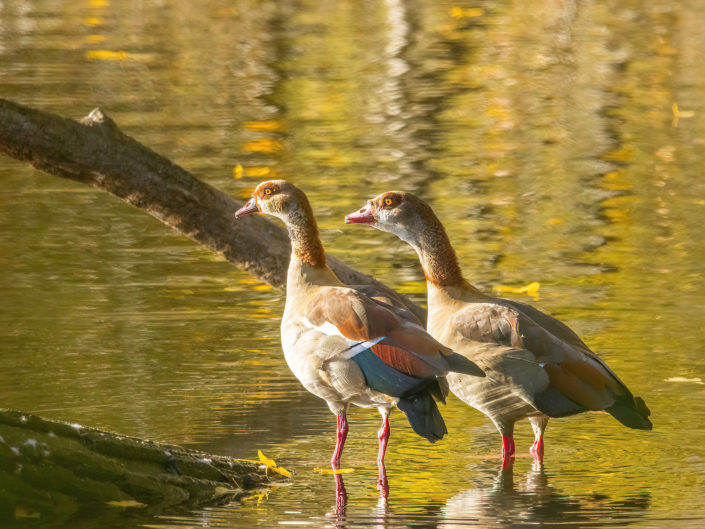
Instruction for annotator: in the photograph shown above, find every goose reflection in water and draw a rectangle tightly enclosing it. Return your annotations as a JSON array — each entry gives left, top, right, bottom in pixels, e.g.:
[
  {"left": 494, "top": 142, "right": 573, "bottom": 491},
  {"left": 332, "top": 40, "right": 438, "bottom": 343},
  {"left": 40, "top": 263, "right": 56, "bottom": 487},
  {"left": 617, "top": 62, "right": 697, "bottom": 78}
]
[
  {"left": 330, "top": 462, "right": 390, "bottom": 527},
  {"left": 439, "top": 461, "right": 650, "bottom": 528}
]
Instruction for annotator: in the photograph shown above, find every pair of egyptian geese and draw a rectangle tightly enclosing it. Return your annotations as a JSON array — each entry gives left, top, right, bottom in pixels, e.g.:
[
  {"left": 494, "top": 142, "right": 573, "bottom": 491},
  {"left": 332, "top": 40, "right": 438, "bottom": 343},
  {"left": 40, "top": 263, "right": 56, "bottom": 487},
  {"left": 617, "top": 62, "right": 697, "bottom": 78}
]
[{"left": 235, "top": 180, "right": 652, "bottom": 473}]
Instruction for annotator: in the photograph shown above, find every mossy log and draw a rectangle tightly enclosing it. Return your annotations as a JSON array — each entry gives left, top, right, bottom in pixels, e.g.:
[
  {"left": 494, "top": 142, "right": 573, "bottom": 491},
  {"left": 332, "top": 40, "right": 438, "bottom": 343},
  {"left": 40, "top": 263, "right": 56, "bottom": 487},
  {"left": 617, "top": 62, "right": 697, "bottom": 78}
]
[{"left": 0, "top": 409, "right": 287, "bottom": 520}]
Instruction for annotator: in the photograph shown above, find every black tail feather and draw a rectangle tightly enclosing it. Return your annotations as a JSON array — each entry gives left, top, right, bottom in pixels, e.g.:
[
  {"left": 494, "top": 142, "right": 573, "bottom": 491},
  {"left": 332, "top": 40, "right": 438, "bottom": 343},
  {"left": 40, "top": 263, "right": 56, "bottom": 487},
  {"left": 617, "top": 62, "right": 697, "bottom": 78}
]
[
  {"left": 443, "top": 351, "right": 485, "bottom": 378},
  {"left": 606, "top": 395, "right": 652, "bottom": 431},
  {"left": 428, "top": 379, "right": 447, "bottom": 404},
  {"left": 533, "top": 386, "right": 587, "bottom": 418},
  {"left": 397, "top": 393, "right": 448, "bottom": 443}
]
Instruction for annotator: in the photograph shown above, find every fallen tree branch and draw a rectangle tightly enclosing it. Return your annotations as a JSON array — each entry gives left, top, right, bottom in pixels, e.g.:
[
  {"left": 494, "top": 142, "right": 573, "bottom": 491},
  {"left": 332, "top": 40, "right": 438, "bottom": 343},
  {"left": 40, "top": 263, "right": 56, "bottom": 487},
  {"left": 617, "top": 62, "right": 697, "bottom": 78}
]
[
  {"left": 0, "top": 98, "right": 424, "bottom": 321},
  {"left": 0, "top": 409, "right": 287, "bottom": 520}
]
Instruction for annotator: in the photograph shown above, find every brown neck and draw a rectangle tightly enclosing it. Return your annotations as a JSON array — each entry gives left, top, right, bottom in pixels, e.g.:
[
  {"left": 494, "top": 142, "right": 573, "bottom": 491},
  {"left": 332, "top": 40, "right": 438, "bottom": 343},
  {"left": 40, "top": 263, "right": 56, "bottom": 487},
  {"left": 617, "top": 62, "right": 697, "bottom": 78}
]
[
  {"left": 416, "top": 226, "right": 466, "bottom": 287},
  {"left": 287, "top": 205, "right": 327, "bottom": 269}
]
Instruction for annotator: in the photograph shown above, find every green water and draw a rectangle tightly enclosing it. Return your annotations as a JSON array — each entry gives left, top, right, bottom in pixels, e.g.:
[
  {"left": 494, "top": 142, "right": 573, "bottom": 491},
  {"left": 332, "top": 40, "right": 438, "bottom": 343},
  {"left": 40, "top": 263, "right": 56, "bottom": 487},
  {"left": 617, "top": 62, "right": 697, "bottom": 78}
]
[{"left": 1, "top": 0, "right": 705, "bottom": 527}]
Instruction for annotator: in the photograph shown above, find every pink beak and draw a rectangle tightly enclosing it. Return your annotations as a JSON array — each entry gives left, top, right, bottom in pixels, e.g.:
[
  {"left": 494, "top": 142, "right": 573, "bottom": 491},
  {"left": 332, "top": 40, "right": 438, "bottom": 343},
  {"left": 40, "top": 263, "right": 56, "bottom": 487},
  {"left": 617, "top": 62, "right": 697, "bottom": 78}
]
[
  {"left": 235, "top": 198, "right": 259, "bottom": 218},
  {"left": 345, "top": 204, "right": 376, "bottom": 224}
]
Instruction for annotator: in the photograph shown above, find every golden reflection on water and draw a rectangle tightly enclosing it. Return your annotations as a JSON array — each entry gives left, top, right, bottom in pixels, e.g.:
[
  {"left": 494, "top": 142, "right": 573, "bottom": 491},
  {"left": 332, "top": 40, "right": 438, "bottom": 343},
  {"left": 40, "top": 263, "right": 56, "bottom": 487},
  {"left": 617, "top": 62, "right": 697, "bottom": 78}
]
[{"left": 1, "top": 0, "right": 705, "bottom": 527}]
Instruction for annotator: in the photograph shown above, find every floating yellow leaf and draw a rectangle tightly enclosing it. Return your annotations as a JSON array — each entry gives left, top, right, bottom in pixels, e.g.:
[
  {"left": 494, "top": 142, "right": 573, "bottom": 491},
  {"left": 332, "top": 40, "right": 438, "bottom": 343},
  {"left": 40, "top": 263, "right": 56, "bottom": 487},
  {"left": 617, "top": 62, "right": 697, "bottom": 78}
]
[
  {"left": 314, "top": 467, "right": 354, "bottom": 474},
  {"left": 85, "top": 34, "right": 107, "bottom": 43},
  {"left": 258, "top": 450, "right": 277, "bottom": 468},
  {"left": 601, "top": 147, "right": 634, "bottom": 163},
  {"left": 84, "top": 17, "right": 102, "bottom": 26},
  {"left": 253, "top": 284, "right": 273, "bottom": 291},
  {"left": 243, "top": 139, "right": 282, "bottom": 153},
  {"left": 233, "top": 164, "right": 244, "bottom": 179},
  {"left": 246, "top": 167, "right": 271, "bottom": 177},
  {"left": 671, "top": 102, "right": 693, "bottom": 128},
  {"left": 89, "top": 0, "right": 110, "bottom": 6},
  {"left": 107, "top": 500, "right": 147, "bottom": 508},
  {"left": 86, "top": 50, "right": 128, "bottom": 61},
  {"left": 271, "top": 466, "right": 292, "bottom": 478},
  {"left": 257, "top": 450, "right": 292, "bottom": 478},
  {"left": 604, "top": 170, "right": 624, "bottom": 179},
  {"left": 450, "top": 7, "right": 484, "bottom": 18},
  {"left": 547, "top": 218, "right": 564, "bottom": 226},
  {"left": 493, "top": 281, "right": 540, "bottom": 299},
  {"left": 242, "top": 490, "right": 270, "bottom": 504},
  {"left": 244, "top": 120, "right": 283, "bottom": 132}
]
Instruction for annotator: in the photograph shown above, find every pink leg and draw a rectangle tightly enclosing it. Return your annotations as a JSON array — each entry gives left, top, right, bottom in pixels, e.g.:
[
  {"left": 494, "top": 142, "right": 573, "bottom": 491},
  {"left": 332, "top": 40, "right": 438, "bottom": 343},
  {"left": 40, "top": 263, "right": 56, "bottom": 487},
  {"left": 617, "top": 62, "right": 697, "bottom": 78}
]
[
  {"left": 530, "top": 435, "right": 544, "bottom": 460},
  {"left": 501, "top": 435, "right": 516, "bottom": 469},
  {"left": 501, "top": 435, "right": 515, "bottom": 458},
  {"left": 377, "top": 416, "right": 390, "bottom": 465},
  {"left": 377, "top": 416, "right": 390, "bottom": 497},
  {"left": 331, "top": 413, "right": 348, "bottom": 469},
  {"left": 529, "top": 416, "right": 548, "bottom": 461}
]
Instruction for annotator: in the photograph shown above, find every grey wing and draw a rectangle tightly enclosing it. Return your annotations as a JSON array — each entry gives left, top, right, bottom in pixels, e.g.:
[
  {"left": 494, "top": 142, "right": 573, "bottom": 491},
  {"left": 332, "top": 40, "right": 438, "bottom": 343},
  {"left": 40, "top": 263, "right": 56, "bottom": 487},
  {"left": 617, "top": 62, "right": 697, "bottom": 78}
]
[{"left": 450, "top": 303, "right": 592, "bottom": 417}]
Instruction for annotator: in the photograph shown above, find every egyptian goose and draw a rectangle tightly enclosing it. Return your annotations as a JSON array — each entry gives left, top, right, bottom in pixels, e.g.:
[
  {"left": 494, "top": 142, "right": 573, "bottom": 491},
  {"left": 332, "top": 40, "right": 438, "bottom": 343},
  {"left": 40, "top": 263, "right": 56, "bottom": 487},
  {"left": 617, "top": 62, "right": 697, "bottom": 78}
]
[
  {"left": 346, "top": 191, "right": 652, "bottom": 463},
  {"left": 235, "top": 181, "right": 484, "bottom": 477}
]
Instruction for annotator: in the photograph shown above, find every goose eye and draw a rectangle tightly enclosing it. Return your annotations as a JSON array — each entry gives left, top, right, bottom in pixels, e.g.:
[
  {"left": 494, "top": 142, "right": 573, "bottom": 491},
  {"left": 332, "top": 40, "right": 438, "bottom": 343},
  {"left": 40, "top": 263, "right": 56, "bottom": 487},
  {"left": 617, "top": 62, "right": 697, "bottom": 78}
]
[
  {"left": 384, "top": 197, "right": 393, "bottom": 206},
  {"left": 264, "top": 188, "right": 273, "bottom": 196}
]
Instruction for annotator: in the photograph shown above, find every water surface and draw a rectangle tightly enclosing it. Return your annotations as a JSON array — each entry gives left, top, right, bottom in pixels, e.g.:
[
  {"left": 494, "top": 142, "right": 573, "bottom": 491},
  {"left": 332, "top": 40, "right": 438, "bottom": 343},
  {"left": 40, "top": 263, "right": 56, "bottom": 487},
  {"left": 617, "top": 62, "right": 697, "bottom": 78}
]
[{"left": 1, "top": 0, "right": 705, "bottom": 527}]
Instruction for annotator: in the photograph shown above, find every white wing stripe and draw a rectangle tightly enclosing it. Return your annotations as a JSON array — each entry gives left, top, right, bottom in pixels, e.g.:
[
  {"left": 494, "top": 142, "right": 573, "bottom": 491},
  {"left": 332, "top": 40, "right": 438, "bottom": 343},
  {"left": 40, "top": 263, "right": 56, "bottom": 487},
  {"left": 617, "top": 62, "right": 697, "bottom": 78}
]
[
  {"left": 300, "top": 316, "right": 346, "bottom": 338},
  {"left": 341, "top": 337, "right": 385, "bottom": 359},
  {"left": 300, "top": 317, "right": 384, "bottom": 358}
]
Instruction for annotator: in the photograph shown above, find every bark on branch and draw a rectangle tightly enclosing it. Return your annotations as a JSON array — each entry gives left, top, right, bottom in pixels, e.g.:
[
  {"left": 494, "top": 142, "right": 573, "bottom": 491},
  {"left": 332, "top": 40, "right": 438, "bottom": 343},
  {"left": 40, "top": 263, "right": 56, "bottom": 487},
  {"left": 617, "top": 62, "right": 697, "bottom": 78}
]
[{"left": 0, "top": 97, "right": 423, "bottom": 321}]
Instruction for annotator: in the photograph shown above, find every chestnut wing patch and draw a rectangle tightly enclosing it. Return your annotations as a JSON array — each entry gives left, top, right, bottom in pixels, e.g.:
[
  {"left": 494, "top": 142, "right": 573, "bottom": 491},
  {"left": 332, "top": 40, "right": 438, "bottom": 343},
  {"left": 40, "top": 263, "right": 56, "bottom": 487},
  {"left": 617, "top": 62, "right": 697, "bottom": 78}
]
[
  {"left": 370, "top": 340, "right": 442, "bottom": 379},
  {"left": 306, "top": 288, "right": 448, "bottom": 368},
  {"left": 304, "top": 287, "right": 483, "bottom": 380}
]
